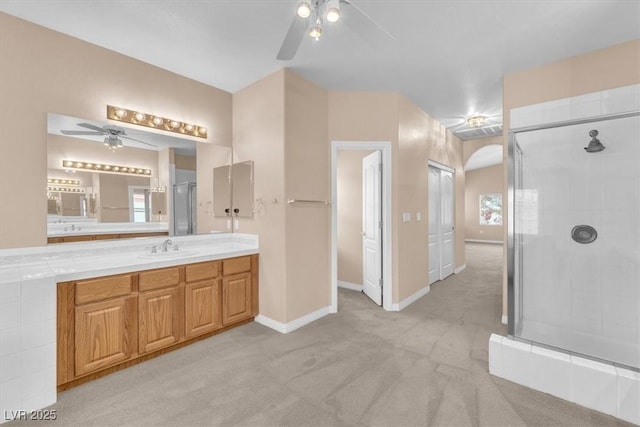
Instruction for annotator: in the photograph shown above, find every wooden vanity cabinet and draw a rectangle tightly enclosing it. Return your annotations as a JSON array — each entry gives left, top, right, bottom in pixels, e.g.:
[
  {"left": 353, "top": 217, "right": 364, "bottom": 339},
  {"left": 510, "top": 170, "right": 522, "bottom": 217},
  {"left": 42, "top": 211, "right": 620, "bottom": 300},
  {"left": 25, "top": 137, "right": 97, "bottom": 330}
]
[
  {"left": 57, "top": 254, "right": 258, "bottom": 390},
  {"left": 185, "top": 261, "right": 222, "bottom": 339},
  {"left": 72, "top": 274, "right": 136, "bottom": 377},
  {"left": 75, "top": 296, "right": 136, "bottom": 376},
  {"left": 138, "top": 267, "right": 183, "bottom": 354}
]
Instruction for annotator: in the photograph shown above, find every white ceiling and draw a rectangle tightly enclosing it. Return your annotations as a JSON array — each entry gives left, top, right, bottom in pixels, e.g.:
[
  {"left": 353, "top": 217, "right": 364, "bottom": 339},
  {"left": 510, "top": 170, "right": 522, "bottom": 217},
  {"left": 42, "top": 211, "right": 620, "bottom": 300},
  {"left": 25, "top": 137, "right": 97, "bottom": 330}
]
[{"left": 2, "top": 1, "right": 639, "bottom": 140}]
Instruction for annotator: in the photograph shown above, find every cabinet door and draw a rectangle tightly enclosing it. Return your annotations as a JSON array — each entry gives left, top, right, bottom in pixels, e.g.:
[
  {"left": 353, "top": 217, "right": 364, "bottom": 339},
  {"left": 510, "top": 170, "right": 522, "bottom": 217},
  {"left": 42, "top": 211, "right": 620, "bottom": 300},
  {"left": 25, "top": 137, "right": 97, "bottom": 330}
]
[
  {"left": 222, "top": 272, "right": 252, "bottom": 326},
  {"left": 185, "top": 279, "right": 221, "bottom": 338},
  {"left": 75, "top": 296, "right": 135, "bottom": 376},
  {"left": 139, "top": 287, "right": 182, "bottom": 354}
]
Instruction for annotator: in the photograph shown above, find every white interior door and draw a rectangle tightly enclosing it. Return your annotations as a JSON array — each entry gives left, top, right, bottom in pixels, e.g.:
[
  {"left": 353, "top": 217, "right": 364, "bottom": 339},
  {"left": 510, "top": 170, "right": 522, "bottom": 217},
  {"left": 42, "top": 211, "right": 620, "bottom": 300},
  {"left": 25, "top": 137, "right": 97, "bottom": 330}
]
[
  {"left": 428, "top": 167, "right": 440, "bottom": 284},
  {"left": 428, "top": 165, "right": 455, "bottom": 284},
  {"left": 440, "top": 170, "right": 455, "bottom": 278},
  {"left": 362, "top": 151, "right": 382, "bottom": 306}
]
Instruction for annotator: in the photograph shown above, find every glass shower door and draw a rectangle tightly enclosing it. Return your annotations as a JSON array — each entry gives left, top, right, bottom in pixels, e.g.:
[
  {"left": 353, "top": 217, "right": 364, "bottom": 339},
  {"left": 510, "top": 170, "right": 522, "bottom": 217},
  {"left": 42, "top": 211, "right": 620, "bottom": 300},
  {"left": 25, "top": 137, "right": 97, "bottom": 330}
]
[
  {"left": 173, "top": 182, "right": 197, "bottom": 235},
  {"left": 511, "top": 114, "right": 640, "bottom": 370}
]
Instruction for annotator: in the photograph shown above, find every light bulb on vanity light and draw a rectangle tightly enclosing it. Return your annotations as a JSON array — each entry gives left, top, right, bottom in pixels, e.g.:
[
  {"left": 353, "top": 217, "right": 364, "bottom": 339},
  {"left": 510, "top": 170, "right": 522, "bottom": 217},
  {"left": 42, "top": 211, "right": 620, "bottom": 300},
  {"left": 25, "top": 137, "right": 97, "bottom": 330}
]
[
  {"left": 133, "top": 112, "right": 146, "bottom": 122},
  {"left": 152, "top": 116, "right": 164, "bottom": 126}
]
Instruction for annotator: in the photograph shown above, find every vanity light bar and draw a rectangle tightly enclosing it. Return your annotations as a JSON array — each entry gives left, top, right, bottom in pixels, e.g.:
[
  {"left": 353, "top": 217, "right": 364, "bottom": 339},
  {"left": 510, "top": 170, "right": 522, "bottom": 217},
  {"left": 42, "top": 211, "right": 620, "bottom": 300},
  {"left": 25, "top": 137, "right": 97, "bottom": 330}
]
[
  {"left": 47, "top": 178, "right": 80, "bottom": 186},
  {"left": 62, "top": 160, "right": 152, "bottom": 176},
  {"left": 48, "top": 186, "right": 85, "bottom": 193},
  {"left": 106, "top": 105, "right": 207, "bottom": 139}
]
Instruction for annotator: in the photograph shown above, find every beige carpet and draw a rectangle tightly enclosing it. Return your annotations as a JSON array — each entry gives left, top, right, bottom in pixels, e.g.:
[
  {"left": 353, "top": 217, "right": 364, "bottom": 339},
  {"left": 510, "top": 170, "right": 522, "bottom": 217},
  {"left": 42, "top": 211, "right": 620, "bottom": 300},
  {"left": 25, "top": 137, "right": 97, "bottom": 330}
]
[{"left": 10, "top": 243, "right": 633, "bottom": 426}]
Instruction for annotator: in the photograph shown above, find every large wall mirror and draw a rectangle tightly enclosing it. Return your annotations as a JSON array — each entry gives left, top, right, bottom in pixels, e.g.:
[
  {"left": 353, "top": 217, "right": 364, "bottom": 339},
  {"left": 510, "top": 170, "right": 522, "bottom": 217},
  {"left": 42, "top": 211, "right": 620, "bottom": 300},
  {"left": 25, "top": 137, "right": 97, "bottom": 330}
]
[{"left": 47, "top": 113, "right": 232, "bottom": 240}]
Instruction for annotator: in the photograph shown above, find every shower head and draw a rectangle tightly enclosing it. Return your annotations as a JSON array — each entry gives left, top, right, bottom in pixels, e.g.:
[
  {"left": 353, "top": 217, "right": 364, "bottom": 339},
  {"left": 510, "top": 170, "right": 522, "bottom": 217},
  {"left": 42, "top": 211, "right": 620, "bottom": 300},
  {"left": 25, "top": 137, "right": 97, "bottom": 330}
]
[{"left": 584, "top": 129, "right": 605, "bottom": 153}]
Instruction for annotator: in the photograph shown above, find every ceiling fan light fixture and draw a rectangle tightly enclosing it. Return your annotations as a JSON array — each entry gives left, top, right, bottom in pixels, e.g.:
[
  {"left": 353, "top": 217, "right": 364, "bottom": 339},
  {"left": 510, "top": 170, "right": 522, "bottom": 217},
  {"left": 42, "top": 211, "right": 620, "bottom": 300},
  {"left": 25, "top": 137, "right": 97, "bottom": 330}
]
[
  {"left": 309, "top": 19, "right": 323, "bottom": 40},
  {"left": 296, "top": 1, "right": 312, "bottom": 18},
  {"left": 326, "top": 0, "right": 340, "bottom": 23},
  {"left": 467, "top": 115, "right": 486, "bottom": 128}
]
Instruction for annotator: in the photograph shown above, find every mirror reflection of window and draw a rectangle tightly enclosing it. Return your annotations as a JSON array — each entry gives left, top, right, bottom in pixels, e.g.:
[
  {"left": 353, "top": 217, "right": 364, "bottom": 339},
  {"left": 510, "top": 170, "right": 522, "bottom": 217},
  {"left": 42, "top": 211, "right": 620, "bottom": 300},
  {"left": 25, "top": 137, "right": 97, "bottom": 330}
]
[{"left": 130, "top": 187, "right": 150, "bottom": 223}]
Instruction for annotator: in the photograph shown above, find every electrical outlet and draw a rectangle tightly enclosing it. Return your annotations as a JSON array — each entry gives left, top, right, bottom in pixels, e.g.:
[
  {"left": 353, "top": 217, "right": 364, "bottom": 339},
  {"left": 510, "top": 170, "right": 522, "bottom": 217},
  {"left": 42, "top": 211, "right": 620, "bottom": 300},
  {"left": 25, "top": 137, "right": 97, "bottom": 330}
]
[
  {"left": 226, "top": 219, "right": 232, "bottom": 229},
  {"left": 234, "top": 219, "right": 239, "bottom": 229}
]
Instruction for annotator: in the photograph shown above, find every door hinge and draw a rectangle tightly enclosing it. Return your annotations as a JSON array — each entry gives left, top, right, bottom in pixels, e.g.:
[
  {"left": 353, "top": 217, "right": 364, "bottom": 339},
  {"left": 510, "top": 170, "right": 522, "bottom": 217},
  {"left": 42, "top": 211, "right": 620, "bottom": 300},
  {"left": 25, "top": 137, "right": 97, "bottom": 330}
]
[
  {"left": 379, "top": 220, "right": 383, "bottom": 229},
  {"left": 379, "top": 278, "right": 383, "bottom": 288},
  {"left": 379, "top": 163, "right": 383, "bottom": 172}
]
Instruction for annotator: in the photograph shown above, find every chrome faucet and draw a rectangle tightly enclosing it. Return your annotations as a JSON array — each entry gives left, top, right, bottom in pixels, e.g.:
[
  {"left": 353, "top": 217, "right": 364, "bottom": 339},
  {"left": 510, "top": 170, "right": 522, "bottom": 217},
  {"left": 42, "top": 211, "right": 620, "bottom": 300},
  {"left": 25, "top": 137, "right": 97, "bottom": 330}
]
[{"left": 161, "top": 239, "right": 173, "bottom": 252}]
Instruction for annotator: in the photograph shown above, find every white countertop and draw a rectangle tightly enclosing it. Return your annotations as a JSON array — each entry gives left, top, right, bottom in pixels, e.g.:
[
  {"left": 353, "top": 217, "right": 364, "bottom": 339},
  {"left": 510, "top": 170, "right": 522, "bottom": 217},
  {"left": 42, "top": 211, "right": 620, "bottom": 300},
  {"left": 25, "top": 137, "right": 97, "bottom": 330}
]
[{"left": 0, "top": 233, "right": 258, "bottom": 283}]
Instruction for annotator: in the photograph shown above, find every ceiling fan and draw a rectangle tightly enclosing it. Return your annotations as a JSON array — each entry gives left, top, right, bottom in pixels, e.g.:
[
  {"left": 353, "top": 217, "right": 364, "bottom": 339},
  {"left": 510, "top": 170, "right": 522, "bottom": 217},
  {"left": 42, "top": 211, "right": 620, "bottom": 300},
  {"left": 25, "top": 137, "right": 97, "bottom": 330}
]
[
  {"left": 60, "top": 123, "right": 157, "bottom": 151},
  {"left": 277, "top": 0, "right": 393, "bottom": 61}
]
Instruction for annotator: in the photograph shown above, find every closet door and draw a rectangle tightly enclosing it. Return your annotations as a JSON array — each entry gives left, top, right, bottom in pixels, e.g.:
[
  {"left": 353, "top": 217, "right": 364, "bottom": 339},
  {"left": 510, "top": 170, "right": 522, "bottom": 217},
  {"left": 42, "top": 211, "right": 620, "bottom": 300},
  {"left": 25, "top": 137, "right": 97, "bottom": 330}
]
[
  {"left": 428, "top": 167, "right": 441, "bottom": 284},
  {"left": 428, "top": 165, "right": 455, "bottom": 284},
  {"left": 440, "top": 170, "right": 455, "bottom": 278}
]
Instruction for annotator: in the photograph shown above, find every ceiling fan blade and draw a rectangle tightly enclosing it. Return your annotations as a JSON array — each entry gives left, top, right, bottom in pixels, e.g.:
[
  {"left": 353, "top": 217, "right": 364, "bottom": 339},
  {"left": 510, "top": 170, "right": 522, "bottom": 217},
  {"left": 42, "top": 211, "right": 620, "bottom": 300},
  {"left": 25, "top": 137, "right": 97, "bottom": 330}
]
[
  {"left": 276, "top": 14, "right": 309, "bottom": 60},
  {"left": 343, "top": 0, "right": 395, "bottom": 48},
  {"left": 77, "top": 123, "right": 107, "bottom": 132},
  {"left": 121, "top": 135, "right": 157, "bottom": 148},
  {"left": 60, "top": 130, "right": 104, "bottom": 136}
]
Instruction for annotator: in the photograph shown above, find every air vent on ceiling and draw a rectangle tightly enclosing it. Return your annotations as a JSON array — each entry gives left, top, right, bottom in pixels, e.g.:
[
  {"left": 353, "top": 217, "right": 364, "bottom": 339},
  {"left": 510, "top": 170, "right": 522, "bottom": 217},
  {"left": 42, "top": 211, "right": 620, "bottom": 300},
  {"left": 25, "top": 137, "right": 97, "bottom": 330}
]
[{"left": 455, "top": 124, "right": 503, "bottom": 140}]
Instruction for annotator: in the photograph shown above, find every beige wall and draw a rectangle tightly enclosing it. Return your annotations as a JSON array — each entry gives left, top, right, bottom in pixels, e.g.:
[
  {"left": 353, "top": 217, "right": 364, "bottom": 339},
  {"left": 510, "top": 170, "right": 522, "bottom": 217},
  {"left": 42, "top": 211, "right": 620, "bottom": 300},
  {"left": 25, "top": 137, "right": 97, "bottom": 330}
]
[
  {"left": 502, "top": 39, "right": 640, "bottom": 318},
  {"left": 0, "top": 13, "right": 232, "bottom": 248},
  {"left": 232, "top": 70, "right": 287, "bottom": 323},
  {"left": 337, "top": 150, "right": 374, "bottom": 286},
  {"left": 284, "top": 70, "right": 330, "bottom": 321},
  {"left": 397, "top": 95, "right": 465, "bottom": 301},
  {"left": 233, "top": 69, "right": 330, "bottom": 323},
  {"left": 464, "top": 164, "right": 504, "bottom": 241},
  {"left": 329, "top": 92, "right": 465, "bottom": 303}
]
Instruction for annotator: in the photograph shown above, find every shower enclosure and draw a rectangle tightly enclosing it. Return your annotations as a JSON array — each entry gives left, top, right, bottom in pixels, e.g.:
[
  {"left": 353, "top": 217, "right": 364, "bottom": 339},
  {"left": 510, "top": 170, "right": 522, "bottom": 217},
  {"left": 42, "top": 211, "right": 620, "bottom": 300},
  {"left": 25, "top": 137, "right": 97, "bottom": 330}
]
[
  {"left": 508, "top": 111, "right": 640, "bottom": 371},
  {"left": 173, "top": 182, "right": 197, "bottom": 235}
]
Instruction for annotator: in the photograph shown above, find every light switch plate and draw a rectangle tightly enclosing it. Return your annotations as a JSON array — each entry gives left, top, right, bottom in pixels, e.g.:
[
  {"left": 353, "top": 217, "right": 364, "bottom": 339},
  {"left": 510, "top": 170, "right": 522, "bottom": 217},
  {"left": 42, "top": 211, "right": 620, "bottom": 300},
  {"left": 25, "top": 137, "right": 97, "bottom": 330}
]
[
  {"left": 416, "top": 212, "right": 422, "bottom": 221},
  {"left": 402, "top": 212, "right": 411, "bottom": 222},
  {"left": 234, "top": 219, "right": 239, "bottom": 229}
]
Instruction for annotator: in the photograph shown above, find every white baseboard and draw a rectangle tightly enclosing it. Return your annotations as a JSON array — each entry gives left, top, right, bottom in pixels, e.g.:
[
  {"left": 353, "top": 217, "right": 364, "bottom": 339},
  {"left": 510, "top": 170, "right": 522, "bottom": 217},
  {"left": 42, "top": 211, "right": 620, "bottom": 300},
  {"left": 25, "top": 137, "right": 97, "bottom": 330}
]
[
  {"left": 337, "top": 280, "right": 363, "bottom": 291},
  {"left": 465, "top": 239, "right": 503, "bottom": 244},
  {"left": 390, "top": 285, "right": 430, "bottom": 311},
  {"left": 454, "top": 264, "right": 466, "bottom": 274},
  {"left": 255, "top": 306, "right": 331, "bottom": 334},
  {"left": 501, "top": 314, "right": 508, "bottom": 325}
]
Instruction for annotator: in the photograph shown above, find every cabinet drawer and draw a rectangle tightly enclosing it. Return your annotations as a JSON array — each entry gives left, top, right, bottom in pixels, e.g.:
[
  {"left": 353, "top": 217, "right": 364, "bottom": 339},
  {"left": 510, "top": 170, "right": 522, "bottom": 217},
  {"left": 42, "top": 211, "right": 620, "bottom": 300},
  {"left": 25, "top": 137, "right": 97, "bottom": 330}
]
[
  {"left": 223, "top": 256, "right": 251, "bottom": 275},
  {"left": 139, "top": 267, "right": 181, "bottom": 291},
  {"left": 76, "top": 274, "right": 133, "bottom": 305},
  {"left": 185, "top": 261, "right": 220, "bottom": 283}
]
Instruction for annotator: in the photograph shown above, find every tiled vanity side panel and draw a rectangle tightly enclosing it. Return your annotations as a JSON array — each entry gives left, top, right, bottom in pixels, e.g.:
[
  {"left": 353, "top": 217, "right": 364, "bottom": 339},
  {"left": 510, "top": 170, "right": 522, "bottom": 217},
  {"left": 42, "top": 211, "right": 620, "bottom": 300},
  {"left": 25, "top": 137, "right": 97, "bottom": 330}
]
[{"left": 1, "top": 269, "right": 56, "bottom": 424}]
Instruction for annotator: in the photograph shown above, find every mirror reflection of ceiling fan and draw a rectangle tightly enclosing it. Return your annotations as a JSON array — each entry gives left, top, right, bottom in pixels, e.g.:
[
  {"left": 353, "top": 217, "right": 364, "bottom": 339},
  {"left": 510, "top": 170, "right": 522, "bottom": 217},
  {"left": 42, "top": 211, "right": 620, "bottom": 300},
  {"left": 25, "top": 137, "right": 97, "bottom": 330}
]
[
  {"left": 60, "top": 123, "right": 157, "bottom": 151},
  {"left": 277, "top": 0, "right": 393, "bottom": 61}
]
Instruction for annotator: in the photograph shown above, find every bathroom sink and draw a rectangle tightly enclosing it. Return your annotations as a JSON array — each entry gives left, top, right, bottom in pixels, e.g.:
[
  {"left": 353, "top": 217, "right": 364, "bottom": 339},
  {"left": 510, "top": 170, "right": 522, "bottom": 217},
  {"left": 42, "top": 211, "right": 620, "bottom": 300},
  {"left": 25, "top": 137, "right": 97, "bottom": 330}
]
[{"left": 138, "top": 250, "right": 199, "bottom": 260}]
